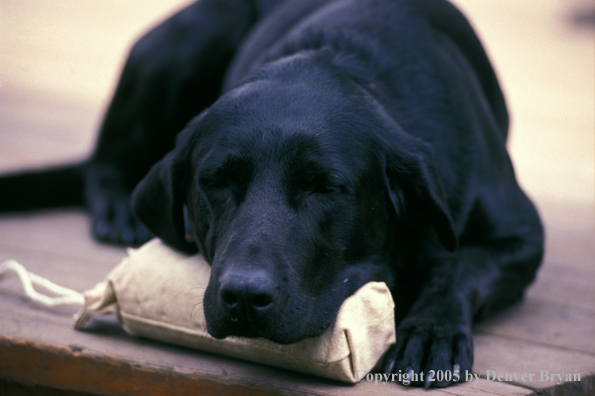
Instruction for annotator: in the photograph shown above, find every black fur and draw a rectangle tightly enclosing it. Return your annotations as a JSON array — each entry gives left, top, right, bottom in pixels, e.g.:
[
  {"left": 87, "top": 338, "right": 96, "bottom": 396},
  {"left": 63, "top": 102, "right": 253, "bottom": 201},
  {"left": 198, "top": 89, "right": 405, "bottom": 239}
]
[{"left": 0, "top": 0, "right": 543, "bottom": 387}]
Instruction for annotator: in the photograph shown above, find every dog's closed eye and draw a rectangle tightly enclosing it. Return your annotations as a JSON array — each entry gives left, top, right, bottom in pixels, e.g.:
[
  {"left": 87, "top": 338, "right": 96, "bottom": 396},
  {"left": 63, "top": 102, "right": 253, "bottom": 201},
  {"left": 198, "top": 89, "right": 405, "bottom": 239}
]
[{"left": 199, "top": 156, "right": 254, "bottom": 203}]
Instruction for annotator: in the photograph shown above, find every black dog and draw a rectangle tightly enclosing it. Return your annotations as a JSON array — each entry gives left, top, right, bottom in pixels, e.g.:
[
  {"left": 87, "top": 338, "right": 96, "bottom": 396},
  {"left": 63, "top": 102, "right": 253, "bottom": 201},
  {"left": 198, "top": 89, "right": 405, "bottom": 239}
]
[{"left": 0, "top": 0, "right": 543, "bottom": 387}]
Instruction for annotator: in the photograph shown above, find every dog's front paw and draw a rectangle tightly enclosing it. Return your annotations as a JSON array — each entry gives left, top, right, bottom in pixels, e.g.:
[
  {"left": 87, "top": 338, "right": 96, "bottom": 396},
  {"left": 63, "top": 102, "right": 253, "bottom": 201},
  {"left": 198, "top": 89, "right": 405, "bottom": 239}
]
[
  {"left": 85, "top": 166, "right": 153, "bottom": 246},
  {"left": 89, "top": 192, "right": 152, "bottom": 246},
  {"left": 380, "top": 321, "right": 473, "bottom": 388}
]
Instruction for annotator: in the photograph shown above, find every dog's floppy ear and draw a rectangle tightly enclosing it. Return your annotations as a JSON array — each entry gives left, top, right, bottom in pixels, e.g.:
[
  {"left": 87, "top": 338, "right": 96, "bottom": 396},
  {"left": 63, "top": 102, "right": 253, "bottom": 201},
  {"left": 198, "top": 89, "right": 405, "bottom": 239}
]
[
  {"left": 384, "top": 135, "right": 458, "bottom": 252},
  {"left": 132, "top": 128, "right": 198, "bottom": 254}
]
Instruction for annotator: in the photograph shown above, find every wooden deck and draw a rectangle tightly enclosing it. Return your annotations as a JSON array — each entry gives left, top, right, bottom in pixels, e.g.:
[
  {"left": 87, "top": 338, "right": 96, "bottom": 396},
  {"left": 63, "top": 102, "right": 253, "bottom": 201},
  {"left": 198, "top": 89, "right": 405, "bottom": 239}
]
[{"left": 1, "top": 0, "right": 593, "bottom": 395}]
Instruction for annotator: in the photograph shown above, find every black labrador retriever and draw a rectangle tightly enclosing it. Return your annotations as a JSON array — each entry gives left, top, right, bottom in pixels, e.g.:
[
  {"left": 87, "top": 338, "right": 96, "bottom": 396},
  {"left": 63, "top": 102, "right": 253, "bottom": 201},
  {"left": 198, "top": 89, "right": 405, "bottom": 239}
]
[{"left": 0, "top": 0, "right": 544, "bottom": 387}]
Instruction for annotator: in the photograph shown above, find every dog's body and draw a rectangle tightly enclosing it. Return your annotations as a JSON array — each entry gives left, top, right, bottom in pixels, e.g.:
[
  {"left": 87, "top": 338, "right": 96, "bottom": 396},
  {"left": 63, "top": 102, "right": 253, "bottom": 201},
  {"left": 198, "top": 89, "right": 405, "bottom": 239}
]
[{"left": 0, "top": 0, "right": 543, "bottom": 387}]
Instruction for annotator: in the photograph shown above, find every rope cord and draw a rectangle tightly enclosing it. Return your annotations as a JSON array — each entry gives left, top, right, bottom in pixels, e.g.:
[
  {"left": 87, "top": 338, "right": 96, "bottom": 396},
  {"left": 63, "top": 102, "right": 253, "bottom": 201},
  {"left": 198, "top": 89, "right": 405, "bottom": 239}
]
[{"left": 0, "top": 259, "right": 84, "bottom": 307}]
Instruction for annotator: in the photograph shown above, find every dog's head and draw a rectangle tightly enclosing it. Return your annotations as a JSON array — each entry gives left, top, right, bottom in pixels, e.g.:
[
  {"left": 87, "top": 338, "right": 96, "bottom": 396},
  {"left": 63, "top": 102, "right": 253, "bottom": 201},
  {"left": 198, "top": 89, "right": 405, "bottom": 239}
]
[{"left": 132, "top": 56, "right": 456, "bottom": 344}]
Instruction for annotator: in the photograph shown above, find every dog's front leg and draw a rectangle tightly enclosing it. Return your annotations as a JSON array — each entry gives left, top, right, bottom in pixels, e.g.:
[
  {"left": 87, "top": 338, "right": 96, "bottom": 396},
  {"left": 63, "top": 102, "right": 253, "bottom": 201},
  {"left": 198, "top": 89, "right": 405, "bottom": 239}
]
[
  {"left": 381, "top": 257, "right": 473, "bottom": 388},
  {"left": 380, "top": 228, "right": 543, "bottom": 388}
]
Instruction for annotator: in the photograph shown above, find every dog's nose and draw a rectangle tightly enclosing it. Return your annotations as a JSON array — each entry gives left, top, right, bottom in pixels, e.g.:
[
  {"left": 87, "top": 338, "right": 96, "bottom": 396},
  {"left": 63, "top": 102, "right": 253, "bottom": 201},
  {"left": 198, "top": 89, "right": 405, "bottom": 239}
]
[{"left": 218, "top": 267, "right": 278, "bottom": 320}]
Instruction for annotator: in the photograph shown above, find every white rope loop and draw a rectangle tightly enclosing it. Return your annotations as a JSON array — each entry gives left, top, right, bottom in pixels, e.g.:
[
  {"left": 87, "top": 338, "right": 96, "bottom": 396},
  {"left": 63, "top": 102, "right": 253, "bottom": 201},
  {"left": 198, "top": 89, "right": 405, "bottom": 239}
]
[{"left": 0, "top": 259, "right": 84, "bottom": 307}]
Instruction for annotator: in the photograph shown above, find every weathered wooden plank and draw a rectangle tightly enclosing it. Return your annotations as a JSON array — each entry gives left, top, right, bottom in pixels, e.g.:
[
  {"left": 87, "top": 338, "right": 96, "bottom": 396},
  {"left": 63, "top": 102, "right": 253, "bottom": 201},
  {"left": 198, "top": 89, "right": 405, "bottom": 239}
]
[
  {"left": 0, "top": 336, "right": 519, "bottom": 396},
  {"left": 474, "top": 296, "right": 595, "bottom": 354},
  {"left": 0, "top": 334, "right": 535, "bottom": 396},
  {"left": 0, "top": 335, "right": 287, "bottom": 396},
  {"left": 0, "top": 380, "right": 99, "bottom": 396},
  {"left": 473, "top": 245, "right": 595, "bottom": 355},
  {"left": 0, "top": 211, "right": 127, "bottom": 266},
  {"left": 526, "top": 263, "right": 595, "bottom": 313},
  {"left": 0, "top": 243, "right": 123, "bottom": 292},
  {"left": 473, "top": 333, "right": 595, "bottom": 390}
]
